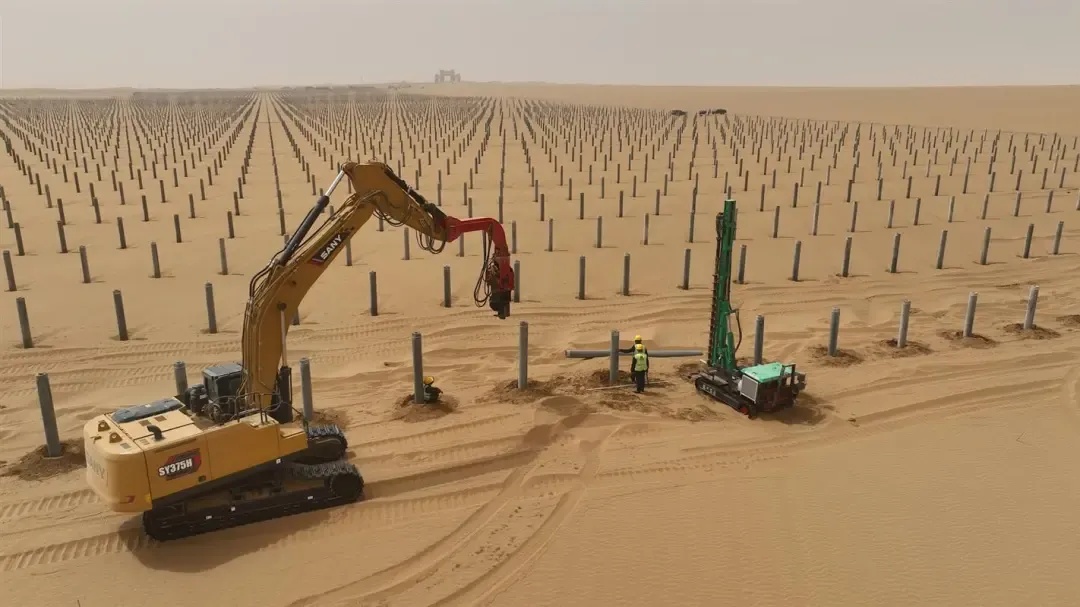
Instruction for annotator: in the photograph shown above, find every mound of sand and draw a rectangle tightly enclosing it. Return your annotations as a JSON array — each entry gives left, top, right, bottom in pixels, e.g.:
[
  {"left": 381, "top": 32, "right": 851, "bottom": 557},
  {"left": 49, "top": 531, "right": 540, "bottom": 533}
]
[
  {"left": 1002, "top": 323, "right": 1062, "bottom": 340},
  {"left": 939, "top": 330, "right": 999, "bottom": 348},
  {"left": 873, "top": 338, "right": 934, "bottom": 358},
  {"left": 1, "top": 440, "right": 85, "bottom": 482},
  {"left": 307, "top": 408, "right": 350, "bottom": 429},
  {"left": 806, "top": 345, "right": 864, "bottom": 367},
  {"left": 392, "top": 393, "right": 459, "bottom": 422}
]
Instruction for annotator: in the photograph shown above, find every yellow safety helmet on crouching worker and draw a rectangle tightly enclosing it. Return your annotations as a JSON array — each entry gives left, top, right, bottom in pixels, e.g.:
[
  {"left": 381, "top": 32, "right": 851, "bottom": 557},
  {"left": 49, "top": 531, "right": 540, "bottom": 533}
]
[
  {"left": 635, "top": 343, "right": 644, "bottom": 352},
  {"left": 423, "top": 376, "right": 435, "bottom": 386}
]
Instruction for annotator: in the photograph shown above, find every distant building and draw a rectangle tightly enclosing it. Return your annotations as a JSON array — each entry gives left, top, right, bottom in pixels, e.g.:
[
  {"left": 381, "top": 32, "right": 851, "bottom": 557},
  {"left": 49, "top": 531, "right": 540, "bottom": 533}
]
[{"left": 434, "top": 70, "right": 461, "bottom": 83}]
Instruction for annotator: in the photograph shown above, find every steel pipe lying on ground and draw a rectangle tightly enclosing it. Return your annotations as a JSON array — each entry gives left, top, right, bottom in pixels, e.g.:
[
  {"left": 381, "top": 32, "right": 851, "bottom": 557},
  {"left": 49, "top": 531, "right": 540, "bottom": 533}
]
[{"left": 564, "top": 349, "right": 703, "bottom": 359}]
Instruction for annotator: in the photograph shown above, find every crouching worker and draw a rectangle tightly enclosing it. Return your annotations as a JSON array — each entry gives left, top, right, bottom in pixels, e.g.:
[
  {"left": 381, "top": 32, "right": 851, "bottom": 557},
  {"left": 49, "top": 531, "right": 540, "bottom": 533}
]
[
  {"left": 631, "top": 344, "right": 650, "bottom": 393},
  {"left": 422, "top": 376, "right": 443, "bottom": 404}
]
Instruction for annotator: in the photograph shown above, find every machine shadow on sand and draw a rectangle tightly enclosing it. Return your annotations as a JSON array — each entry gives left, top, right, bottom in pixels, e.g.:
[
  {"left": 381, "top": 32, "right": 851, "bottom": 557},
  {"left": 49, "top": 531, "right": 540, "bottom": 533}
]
[{"left": 131, "top": 508, "right": 335, "bottom": 573}]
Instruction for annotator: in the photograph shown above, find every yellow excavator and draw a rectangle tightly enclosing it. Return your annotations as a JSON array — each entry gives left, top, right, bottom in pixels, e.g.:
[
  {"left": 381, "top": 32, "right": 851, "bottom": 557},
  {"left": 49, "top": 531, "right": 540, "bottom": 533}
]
[{"left": 82, "top": 161, "right": 515, "bottom": 541}]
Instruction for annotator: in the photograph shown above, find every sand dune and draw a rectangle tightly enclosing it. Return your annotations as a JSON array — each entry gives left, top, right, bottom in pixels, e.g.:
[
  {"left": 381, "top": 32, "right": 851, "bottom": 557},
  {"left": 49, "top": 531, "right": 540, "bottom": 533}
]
[{"left": 2, "top": 83, "right": 1080, "bottom": 607}]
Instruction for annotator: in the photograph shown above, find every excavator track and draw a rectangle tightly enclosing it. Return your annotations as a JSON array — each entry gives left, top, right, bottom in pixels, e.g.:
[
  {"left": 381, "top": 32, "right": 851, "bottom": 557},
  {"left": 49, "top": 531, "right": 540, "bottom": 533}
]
[
  {"left": 142, "top": 425, "right": 363, "bottom": 542},
  {"left": 300, "top": 423, "right": 350, "bottom": 462}
]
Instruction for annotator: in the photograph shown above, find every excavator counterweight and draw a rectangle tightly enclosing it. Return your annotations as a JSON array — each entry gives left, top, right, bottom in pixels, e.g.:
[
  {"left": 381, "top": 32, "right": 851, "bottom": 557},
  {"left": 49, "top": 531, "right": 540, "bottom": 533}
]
[{"left": 82, "top": 162, "right": 515, "bottom": 541}]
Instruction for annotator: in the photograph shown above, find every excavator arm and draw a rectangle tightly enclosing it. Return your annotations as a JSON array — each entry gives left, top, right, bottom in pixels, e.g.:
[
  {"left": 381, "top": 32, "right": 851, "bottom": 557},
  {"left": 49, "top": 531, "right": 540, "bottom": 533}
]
[{"left": 239, "top": 161, "right": 514, "bottom": 412}]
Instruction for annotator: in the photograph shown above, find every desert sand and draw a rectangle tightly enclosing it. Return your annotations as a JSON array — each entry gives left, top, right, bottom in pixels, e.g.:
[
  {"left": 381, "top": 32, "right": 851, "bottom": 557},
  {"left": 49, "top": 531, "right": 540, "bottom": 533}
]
[{"left": 2, "top": 83, "right": 1080, "bottom": 607}]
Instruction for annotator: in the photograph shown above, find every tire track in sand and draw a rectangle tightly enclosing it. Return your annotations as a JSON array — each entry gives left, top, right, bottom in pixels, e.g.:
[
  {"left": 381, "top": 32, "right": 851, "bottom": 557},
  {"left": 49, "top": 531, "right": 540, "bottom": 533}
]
[
  {"left": 429, "top": 428, "right": 614, "bottom": 607},
  {"left": 284, "top": 412, "right": 605, "bottom": 607},
  {"left": 362, "top": 413, "right": 521, "bottom": 454},
  {"left": 0, "top": 528, "right": 153, "bottom": 572},
  {"left": 676, "top": 348, "right": 1078, "bottom": 459},
  {"left": 252, "top": 483, "right": 509, "bottom": 552},
  {"left": 824, "top": 347, "right": 1075, "bottom": 402},
  {"left": 0, "top": 444, "right": 551, "bottom": 573},
  {"left": 600, "top": 374, "right": 1059, "bottom": 485},
  {"left": 406, "top": 341, "right": 1078, "bottom": 604},
  {"left": 9, "top": 346, "right": 1062, "bottom": 574},
  {"left": 355, "top": 435, "right": 523, "bottom": 468},
  {"left": 0, "top": 489, "right": 99, "bottom": 523},
  {"left": 1057, "top": 362, "right": 1080, "bottom": 432}
]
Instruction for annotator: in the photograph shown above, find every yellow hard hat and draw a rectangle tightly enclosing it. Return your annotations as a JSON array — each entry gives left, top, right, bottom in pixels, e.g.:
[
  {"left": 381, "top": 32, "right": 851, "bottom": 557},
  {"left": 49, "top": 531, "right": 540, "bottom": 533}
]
[
  {"left": 635, "top": 343, "right": 644, "bottom": 351},
  {"left": 634, "top": 335, "right": 642, "bottom": 342},
  {"left": 423, "top": 376, "right": 435, "bottom": 385}
]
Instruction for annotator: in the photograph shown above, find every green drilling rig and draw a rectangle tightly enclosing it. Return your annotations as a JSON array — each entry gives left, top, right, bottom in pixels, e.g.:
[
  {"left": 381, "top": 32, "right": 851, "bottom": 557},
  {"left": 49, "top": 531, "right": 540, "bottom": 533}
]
[{"left": 691, "top": 198, "right": 807, "bottom": 418}]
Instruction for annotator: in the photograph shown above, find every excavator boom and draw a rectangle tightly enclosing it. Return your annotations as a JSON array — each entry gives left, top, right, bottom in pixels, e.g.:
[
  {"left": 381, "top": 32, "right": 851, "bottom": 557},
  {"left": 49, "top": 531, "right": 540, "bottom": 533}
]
[{"left": 241, "top": 161, "right": 514, "bottom": 412}]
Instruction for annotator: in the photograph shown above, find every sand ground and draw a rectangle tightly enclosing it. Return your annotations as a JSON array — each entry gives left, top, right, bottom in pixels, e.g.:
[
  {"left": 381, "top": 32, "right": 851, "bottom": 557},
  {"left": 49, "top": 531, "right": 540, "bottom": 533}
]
[{"left": 1, "top": 83, "right": 1080, "bottom": 607}]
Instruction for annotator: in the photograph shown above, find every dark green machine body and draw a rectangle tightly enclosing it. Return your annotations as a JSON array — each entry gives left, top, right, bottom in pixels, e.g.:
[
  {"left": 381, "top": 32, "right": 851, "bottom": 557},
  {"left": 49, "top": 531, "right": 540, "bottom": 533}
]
[
  {"left": 707, "top": 199, "right": 739, "bottom": 372},
  {"left": 693, "top": 199, "right": 807, "bottom": 418}
]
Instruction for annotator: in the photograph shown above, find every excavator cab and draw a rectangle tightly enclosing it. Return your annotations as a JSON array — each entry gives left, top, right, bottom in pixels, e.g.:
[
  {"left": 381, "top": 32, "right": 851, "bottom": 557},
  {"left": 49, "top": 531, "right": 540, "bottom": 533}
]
[
  {"left": 203, "top": 363, "right": 244, "bottom": 404},
  {"left": 181, "top": 363, "right": 242, "bottom": 418},
  {"left": 182, "top": 363, "right": 293, "bottom": 425}
]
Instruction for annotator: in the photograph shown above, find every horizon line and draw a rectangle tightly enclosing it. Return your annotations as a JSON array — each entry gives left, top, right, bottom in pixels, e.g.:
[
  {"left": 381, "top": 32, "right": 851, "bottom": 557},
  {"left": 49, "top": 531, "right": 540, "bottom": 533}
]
[{"left": 2, "top": 81, "right": 1079, "bottom": 93}]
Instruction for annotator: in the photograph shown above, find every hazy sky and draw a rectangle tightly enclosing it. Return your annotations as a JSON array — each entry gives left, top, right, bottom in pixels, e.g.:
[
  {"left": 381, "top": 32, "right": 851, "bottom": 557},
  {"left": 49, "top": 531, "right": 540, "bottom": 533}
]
[{"left": 2, "top": 0, "right": 1077, "bottom": 89}]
